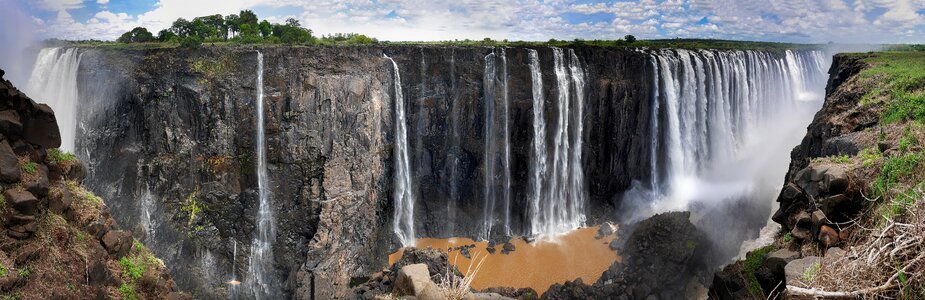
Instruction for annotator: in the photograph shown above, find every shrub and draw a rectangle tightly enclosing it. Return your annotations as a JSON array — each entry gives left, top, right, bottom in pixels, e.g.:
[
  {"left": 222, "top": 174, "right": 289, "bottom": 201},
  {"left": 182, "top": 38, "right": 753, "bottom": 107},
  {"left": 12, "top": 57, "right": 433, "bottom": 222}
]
[
  {"left": 802, "top": 262, "right": 820, "bottom": 283},
  {"left": 119, "top": 283, "right": 139, "bottom": 300},
  {"left": 180, "top": 36, "right": 203, "bottom": 48},
  {"left": 47, "top": 148, "right": 77, "bottom": 164},
  {"left": 21, "top": 162, "right": 37, "bottom": 174},
  {"left": 860, "top": 147, "right": 883, "bottom": 167},
  {"left": 119, "top": 256, "right": 144, "bottom": 282},
  {"left": 0, "top": 264, "right": 7, "bottom": 277},
  {"left": 743, "top": 246, "right": 774, "bottom": 297}
]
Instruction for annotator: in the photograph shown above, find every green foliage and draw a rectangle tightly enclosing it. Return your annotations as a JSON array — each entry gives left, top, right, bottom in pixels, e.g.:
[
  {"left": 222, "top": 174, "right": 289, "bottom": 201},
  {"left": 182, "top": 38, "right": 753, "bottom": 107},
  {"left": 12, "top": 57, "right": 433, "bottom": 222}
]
[
  {"left": 802, "top": 262, "right": 820, "bottom": 283},
  {"left": 624, "top": 34, "right": 637, "bottom": 43},
  {"left": 180, "top": 36, "right": 203, "bottom": 48},
  {"left": 860, "top": 147, "right": 884, "bottom": 167},
  {"left": 872, "top": 151, "right": 922, "bottom": 198},
  {"left": 21, "top": 162, "right": 37, "bottom": 174},
  {"left": 0, "top": 263, "right": 7, "bottom": 277},
  {"left": 181, "top": 190, "right": 203, "bottom": 226},
  {"left": 16, "top": 266, "right": 31, "bottom": 279},
  {"left": 783, "top": 232, "right": 793, "bottom": 242},
  {"left": 743, "top": 246, "right": 775, "bottom": 297},
  {"left": 119, "top": 283, "right": 139, "bottom": 300},
  {"left": 319, "top": 33, "right": 378, "bottom": 45},
  {"left": 117, "top": 27, "right": 156, "bottom": 43},
  {"left": 854, "top": 52, "right": 925, "bottom": 124},
  {"left": 47, "top": 148, "right": 77, "bottom": 164},
  {"left": 119, "top": 256, "right": 145, "bottom": 282},
  {"left": 899, "top": 130, "right": 919, "bottom": 152}
]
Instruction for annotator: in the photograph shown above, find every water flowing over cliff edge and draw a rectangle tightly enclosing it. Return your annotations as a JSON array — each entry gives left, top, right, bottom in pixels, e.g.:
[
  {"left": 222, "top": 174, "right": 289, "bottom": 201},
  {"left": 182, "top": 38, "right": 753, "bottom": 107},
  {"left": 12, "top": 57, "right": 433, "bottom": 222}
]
[{"left": 24, "top": 45, "right": 830, "bottom": 298}]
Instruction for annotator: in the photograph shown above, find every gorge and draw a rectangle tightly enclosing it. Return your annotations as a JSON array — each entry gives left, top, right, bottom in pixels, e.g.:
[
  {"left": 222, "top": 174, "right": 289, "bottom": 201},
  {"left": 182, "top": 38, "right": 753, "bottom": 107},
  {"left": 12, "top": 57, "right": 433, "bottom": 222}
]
[{"left": 21, "top": 44, "right": 832, "bottom": 299}]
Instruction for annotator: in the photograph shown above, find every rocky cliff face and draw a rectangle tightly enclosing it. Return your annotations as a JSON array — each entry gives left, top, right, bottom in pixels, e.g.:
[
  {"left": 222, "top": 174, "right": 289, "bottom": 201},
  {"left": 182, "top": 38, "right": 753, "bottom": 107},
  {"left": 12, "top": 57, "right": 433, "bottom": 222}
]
[
  {"left": 0, "top": 69, "right": 185, "bottom": 299},
  {"left": 64, "top": 45, "right": 654, "bottom": 298}
]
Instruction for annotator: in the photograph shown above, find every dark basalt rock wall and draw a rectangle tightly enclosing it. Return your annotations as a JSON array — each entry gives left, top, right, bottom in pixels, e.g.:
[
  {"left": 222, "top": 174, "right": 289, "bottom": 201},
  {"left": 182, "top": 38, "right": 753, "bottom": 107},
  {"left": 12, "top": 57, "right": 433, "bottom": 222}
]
[{"left": 69, "top": 45, "right": 653, "bottom": 298}]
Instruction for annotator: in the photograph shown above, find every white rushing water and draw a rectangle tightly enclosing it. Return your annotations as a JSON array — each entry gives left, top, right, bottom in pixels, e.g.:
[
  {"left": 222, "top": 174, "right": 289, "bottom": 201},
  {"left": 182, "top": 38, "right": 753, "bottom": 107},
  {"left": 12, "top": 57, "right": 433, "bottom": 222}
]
[
  {"left": 26, "top": 47, "right": 82, "bottom": 152},
  {"left": 621, "top": 49, "right": 830, "bottom": 224},
  {"left": 528, "top": 48, "right": 587, "bottom": 236},
  {"left": 385, "top": 54, "right": 416, "bottom": 247},
  {"left": 481, "top": 49, "right": 513, "bottom": 239},
  {"left": 245, "top": 51, "right": 277, "bottom": 299}
]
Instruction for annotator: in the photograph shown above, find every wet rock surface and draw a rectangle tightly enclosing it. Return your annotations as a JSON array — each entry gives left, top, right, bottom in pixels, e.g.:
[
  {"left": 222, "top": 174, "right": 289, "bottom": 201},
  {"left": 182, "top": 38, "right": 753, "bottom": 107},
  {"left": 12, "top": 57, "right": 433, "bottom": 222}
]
[{"left": 0, "top": 69, "right": 185, "bottom": 299}]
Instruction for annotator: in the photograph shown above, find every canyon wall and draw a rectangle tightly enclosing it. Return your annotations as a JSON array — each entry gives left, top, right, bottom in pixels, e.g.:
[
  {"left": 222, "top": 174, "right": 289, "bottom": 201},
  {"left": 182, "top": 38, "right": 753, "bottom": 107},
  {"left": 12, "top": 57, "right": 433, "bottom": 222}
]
[{"left": 30, "top": 45, "right": 826, "bottom": 298}]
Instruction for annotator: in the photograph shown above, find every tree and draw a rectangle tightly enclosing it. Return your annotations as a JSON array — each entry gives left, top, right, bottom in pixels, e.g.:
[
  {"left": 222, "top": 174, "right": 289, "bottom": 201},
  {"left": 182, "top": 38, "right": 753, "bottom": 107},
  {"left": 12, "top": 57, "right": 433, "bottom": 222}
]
[
  {"left": 117, "top": 27, "right": 155, "bottom": 43},
  {"left": 180, "top": 36, "right": 202, "bottom": 48},
  {"left": 285, "top": 17, "right": 301, "bottom": 27},
  {"left": 196, "top": 14, "right": 226, "bottom": 39},
  {"left": 170, "top": 18, "right": 192, "bottom": 37},
  {"left": 157, "top": 29, "right": 177, "bottom": 42},
  {"left": 272, "top": 19, "right": 313, "bottom": 44},
  {"left": 258, "top": 20, "right": 272, "bottom": 38},
  {"left": 239, "top": 10, "right": 258, "bottom": 27},
  {"left": 224, "top": 14, "right": 240, "bottom": 38},
  {"left": 624, "top": 34, "right": 637, "bottom": 43}
]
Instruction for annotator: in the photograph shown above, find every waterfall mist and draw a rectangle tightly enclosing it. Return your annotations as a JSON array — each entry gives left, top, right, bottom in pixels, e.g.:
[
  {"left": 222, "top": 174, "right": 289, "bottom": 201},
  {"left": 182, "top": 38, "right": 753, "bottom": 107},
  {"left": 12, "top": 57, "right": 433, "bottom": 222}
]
[
  {"left": 0, "top": 0, "right": 40, "bottom": 87},
  {"left": 26, "top": 47, "right": 82, "bottom": 152},
  {"left": 618, "top": 49, "right": 831, "bottom": 261}
]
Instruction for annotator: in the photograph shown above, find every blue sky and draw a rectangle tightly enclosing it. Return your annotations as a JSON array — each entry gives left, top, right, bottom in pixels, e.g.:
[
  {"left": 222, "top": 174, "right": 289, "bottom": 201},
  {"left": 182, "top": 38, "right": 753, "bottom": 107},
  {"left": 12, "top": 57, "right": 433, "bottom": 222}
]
[{"left": 6, "top": 0, "right": 925, "bottom": 43}]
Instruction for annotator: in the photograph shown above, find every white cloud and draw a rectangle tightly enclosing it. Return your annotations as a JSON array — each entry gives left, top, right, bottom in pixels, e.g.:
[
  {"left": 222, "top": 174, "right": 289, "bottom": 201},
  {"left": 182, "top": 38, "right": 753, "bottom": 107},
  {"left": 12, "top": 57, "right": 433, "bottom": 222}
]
[
  {"left": 28, "top": 0, "right": 925, "bottom": 43},
  {"left": 35, "top": 0, "right": 83, "bottom": 11},
  {"left": 97, "top": 0, "right": 110, "bottom": 4}
]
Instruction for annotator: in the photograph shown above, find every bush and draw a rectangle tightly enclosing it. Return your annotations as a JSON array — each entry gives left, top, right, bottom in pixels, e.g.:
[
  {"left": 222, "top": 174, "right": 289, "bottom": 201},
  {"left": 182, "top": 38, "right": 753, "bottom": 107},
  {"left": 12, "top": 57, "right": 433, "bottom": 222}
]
[
  {"left": 119, "top": 283, "right": 139, "bottom": 300},
  {"left": 119, "top": 256, "right": 144, "bottom": 282},
  {"left": 47, "top": 148, "right": 77, "bottom": 164},
  {"left": 21, "top": 162, "right": 37, "bottom": 174},
  {"left": 180, "top": 36, "right": 203, "bottom": 48}
]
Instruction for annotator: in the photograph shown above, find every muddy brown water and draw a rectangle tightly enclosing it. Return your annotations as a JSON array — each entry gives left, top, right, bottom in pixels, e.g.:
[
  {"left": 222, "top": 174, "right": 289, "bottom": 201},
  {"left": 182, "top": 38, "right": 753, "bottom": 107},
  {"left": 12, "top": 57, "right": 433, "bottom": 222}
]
[{"left": 388, "top": 226, "right": 620, "bottom": 295}]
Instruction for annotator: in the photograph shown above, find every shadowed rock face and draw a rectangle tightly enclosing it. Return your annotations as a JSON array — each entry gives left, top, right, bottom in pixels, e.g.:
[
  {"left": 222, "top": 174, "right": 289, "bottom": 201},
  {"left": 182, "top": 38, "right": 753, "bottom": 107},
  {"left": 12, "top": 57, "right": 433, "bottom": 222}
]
[{"left": 68, "top": 45, "right": 653, "bottom": 298}]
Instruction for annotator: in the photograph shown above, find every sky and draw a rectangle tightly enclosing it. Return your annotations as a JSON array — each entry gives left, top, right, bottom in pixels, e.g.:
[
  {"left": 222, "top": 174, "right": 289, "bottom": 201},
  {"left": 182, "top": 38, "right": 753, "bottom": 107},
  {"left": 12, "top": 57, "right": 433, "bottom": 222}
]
[{"left": 3, "top": 0, "right": 925, "bottom": 44}]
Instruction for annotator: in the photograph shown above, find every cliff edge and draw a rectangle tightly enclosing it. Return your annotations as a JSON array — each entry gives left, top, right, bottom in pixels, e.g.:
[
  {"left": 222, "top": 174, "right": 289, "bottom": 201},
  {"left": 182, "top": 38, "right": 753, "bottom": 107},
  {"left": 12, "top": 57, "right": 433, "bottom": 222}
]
[{"left": 0, "top": 69, "right": 188, "bottom": 299}]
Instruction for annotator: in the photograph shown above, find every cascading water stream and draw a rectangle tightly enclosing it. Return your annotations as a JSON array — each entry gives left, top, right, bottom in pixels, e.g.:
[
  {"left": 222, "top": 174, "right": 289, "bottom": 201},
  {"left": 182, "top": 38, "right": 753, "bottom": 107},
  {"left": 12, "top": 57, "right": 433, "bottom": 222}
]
[
  {"left": 385, "top": 54, "right": 416, "bottom": 247},
  {"left": 481, "top": 49, "right": 513, "bottom": 239},
  {"left": 528, "top": 48, "right": 587, "bottom": 236},
  {"left": 621, "top": 49, "right": 830, "bottom": 223},
  {"left": 245, "top": 51, "right": 277, "bottom": 299},
  {"left": 26, "top": 47, "right": 82, "bottom": 152}
]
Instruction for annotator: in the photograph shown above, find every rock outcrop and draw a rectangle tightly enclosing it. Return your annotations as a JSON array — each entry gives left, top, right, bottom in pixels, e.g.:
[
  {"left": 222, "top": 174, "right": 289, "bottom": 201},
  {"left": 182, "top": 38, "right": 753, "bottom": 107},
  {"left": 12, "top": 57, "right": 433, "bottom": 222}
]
[{"left": 0, "top": 69, "right": 185, "bottom": 299}]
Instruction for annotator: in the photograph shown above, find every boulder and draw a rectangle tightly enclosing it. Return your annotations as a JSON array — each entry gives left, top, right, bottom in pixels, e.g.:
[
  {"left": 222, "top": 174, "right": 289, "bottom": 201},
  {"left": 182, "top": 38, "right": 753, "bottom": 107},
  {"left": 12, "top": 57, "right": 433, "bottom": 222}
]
[
  {"left": 464, "top": 292, "right": 513, "bottom": 300},
  {"left": 755, "top": 257, "right": 787, "bottom": 298},
  {"left": 501, "top": 242, "right": 515, "bottom": 254},
  {"left": 768, "top": 249, "right": 800, "bottom": 262},
  {"left": 708, "top": 269, "right": 747, "bottom": 300},
  {"left": 24, "top": 163, "right": 50, "bottom": 197},
  {"left": 4, "top": 189, "right": 39, "bottom": 215},
  {"left": 21, "top": 103, "right": 61, "bottom": 148},
  {"left": 824, "top": 247, "right": 846, "bottom": 261},
  {"left": 48, "top": 185, "right": 73, "bottom": 214},
  {"left": 818, "top": 225, "right": 840, "bottom": 248},
  {"left": 394, "top": 264, "right": 443, "bottom": 300},
  {"left": 0, "top": 140, "right": 20, "bottom": 183},
  {"left": 101, "top": 230, "right": 133, "bottom": 258},
  {"left": 0, "top": 109, "right": 22, "bottom": 137},
  {"left": 823, "top": 167, "right": 849, "bottom": 194},
  {"left": 790, "top": 211, "right": 813, "bottom": 241},
  {"left": 784, "top": 256, "right": 820, "bottom": 286},
  {"left": 14, "top": 243, "right": 42, "bottom": 265}
]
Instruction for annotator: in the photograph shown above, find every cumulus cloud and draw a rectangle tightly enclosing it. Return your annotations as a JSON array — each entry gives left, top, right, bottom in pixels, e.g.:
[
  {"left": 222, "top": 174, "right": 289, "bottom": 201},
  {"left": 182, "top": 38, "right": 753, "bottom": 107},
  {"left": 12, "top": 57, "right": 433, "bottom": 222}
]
[{"left": 22, "top": 0, "right": 925, "bottom": 43}]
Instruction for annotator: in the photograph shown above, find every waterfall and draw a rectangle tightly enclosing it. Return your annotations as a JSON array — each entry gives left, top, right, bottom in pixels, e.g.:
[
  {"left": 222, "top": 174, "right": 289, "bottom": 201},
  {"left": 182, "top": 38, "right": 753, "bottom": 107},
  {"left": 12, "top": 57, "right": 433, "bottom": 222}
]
[
  {"left": 245, "top": 51, "right": 277, "bottom": 299},
  {"left": 622, "top": 49, "right": 830, "bottom": 222},
  {"left": 26, "top": 47, "right": 82, "bottom": 152},
  {"left": 482, "top": 52, "right": 497, "bottom": 239},
  {"left": 385, "top": 54, "right": 416, "bottom": 247},
  {"left": 481, "top": 49, "right": 513, "bottom": 239},
  {"left": 528, "top": 48, "right": 587, "bottom": 236}
]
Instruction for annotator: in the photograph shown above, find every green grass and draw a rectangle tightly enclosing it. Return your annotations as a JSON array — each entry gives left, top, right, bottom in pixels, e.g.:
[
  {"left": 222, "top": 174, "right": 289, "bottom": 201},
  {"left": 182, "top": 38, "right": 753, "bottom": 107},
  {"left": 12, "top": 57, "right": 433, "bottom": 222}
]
[
  {"left": 119, "top": 283, "right": 139, "bottom": 300},
  {"left": 119, "top": 256, "right": 145, "bottom": 281},
  {"left": 743, "top": 245, "right": 775, "bottom": 297},
  {"left": 21, "top": 162, "right": 37, "bottom": 174},
  {"left": 860, "top": 147, "right": 884, "bottom": 167},
  {"left": 0, "top": 263, "right": 7, "bottom": 277},
  {"left": 16, "top": 266, "right": 31, "bottom": 279},
  {"left": 852, "top": 52, "right": 925, "bottom": 124},
  {"left": 815, "top": 154, "right": 853, "bottom": 164},
  {"left": 47, "top": 148, "right": 77, "bottom": 164},
  {"left": 872, "top": 151, "right": 923, "bottom": 198},
  {"left": 802, "top": 262, "right": 821, "bottom": 283},
  {"left": 783, "top": 232, "right": 793, "bottom": 243}
]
